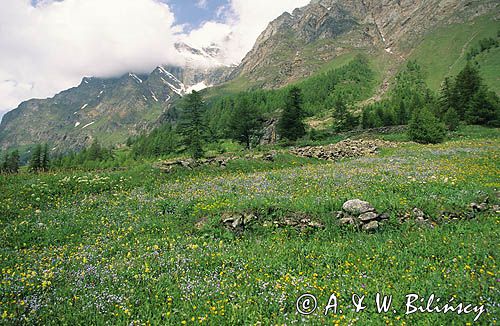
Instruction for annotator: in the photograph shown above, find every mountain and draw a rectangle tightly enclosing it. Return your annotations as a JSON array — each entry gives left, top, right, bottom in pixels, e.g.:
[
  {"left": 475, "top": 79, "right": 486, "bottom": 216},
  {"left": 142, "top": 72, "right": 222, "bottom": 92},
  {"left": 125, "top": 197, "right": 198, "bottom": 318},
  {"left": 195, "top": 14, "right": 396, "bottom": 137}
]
[
  {"left": 230, "top": 0, "right": 499, "bottom": 90},
  {"left": 1, "top": 0, "right": 498, "bottom": 152},
  {"left": 0, "top": 55, "right": 233, "bottom": 151}
]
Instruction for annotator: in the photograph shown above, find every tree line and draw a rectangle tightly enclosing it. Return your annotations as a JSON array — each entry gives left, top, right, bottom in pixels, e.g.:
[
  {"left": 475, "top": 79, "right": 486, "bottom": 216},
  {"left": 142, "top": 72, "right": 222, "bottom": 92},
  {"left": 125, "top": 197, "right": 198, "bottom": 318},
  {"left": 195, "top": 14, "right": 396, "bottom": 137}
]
[{"left": 4, "top": 53, "right": 499, "bottom": 170}]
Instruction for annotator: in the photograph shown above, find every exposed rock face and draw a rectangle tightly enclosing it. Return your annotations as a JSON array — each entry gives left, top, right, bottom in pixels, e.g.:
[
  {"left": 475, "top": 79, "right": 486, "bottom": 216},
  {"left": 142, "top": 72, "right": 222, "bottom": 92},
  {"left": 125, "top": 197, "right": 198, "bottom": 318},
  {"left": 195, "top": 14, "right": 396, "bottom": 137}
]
[
  {"left": 232, "top": 0, "right": 498, "bottom": 88},
  {"left": 291, "top": 139, "right": 396, "bottom": 161},
  {"left": 259, "top": 118, "right": 279, "bottom": 145}
]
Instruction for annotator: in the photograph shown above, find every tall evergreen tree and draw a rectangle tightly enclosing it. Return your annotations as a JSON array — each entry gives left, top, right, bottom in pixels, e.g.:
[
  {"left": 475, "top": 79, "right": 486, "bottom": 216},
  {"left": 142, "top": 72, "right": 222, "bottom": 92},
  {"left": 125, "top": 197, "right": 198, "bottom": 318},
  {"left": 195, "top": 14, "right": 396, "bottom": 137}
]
[
  {"left": 465, "top": 86, "right": 500, "bottom": 126},
  {"left": 443, "top": 108, "right": 460, "bottom": 131},
  {"left": 454, "top": 63, "right": 482, "bottom": 119},
  {"left": 1, "top": 152, "right": 9, "bottom": 173},
  {"left": 178, "top": 90, "right": 206, "bottom": 159},
  {"left": 87, "top": 140, "right": 103, "bottom": 161},
  {"left": 332, "top": 98, "right": 358, "bottom": 132},
  {"left": 7, "top": 150, "right": 20, "bottom": 174},
  {"left": 41, "top": 144, "right": 49, "bottom": 171},
  {"left": 29, "top": 144, "right": 42, "bottom": 172},
  {"left": 227, "top": 96, "right": 262, "bottom": 148},
  {"left": 277, "top": 87, "right": 306, "bottom": 141}
]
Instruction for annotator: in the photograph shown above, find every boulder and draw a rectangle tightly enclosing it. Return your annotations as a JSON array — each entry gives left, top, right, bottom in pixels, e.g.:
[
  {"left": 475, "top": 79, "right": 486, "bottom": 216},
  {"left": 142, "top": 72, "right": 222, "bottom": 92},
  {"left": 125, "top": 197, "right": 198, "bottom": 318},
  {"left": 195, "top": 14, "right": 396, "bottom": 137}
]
[
  {"left": 362, "top": 221, "right": 379, "bottom": 231},
  {"left": 342, "top": 199, "right": 375, "bottom": 215},
  {"left": 358, "top": 212, "right": 378, "bottom": 222}
]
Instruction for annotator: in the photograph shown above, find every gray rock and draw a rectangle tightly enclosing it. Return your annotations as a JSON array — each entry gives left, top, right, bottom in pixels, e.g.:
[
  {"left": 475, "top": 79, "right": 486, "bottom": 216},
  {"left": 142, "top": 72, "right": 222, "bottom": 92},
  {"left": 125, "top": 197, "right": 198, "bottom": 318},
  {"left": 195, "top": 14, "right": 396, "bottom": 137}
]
[
  {"left": 412, "top": 208, "right": 426, "bottom": 221},
  {"left": 362, "top": 221, "right": 379, "bottom": 231},
  {"left": 342, "top": 199, "right": 375, "bottom": 215},
  {"left": 339, "top": 217, "right": 355, "bottom": 225},
  {"left": 378, "top": 213, "right": 390, "bottom": 220},
  {"left": 359, "top": 212, "right": 378, "bottom": 222}
]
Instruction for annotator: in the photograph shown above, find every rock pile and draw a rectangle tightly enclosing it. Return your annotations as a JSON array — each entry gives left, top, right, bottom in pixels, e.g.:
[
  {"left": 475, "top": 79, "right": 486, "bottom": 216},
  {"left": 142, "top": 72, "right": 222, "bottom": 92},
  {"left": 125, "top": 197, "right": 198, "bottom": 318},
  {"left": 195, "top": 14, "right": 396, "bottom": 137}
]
[
  {"left": 336, "top": 199, "right": 389, "bottom": 231},
  {"left": 155, "top": 151, "right": 278, "bottom": 173},
  {"left": 155, "top": 157, "right": 236, "bottom": 173},
  {"left": 221, "top": 210, "right": 324, "bottom": 232},
  {"left": 291, "top": 139, "right": 395, "bottom": 161}
]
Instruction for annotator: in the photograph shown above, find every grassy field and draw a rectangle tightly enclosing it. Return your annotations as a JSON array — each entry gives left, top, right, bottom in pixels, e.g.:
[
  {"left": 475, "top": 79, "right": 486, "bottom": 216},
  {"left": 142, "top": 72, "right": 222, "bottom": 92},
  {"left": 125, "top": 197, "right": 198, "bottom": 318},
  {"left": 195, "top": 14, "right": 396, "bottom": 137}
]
[{"left": 0, "top": 126, "right": 499, "bottom": 325}]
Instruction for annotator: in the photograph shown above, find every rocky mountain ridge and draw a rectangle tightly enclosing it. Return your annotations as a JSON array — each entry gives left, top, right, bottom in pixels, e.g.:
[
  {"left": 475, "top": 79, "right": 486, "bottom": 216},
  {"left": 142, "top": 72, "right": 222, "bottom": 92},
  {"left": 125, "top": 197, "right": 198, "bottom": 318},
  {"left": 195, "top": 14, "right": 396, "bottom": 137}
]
[{"left": 232, "top": 0, "right": 498, "bottom": 88}]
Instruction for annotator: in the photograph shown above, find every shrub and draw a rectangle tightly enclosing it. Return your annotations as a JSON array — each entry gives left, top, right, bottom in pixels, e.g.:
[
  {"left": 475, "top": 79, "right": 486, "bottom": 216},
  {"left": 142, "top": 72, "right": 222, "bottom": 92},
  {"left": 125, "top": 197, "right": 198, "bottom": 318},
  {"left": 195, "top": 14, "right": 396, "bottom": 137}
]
[{"left": 408, "top": 106, "right": 446, "bottom": 144}]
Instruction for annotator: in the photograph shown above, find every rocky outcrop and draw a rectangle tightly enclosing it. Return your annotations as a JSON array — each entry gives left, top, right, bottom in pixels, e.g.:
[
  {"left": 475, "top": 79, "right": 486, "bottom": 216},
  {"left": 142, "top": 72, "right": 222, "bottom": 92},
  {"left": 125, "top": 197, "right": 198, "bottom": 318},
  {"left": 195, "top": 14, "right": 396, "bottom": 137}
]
[{"left": 291, "top": 139, "right": 395, "bottom": 161}]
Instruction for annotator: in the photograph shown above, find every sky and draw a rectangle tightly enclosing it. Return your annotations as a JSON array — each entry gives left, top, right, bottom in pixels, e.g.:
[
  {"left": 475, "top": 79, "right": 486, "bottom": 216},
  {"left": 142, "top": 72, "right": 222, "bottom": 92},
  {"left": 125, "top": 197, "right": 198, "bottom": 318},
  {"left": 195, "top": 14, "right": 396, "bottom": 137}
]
[{"left": 0, "top": 0, "right": 310, "bottom": 120}]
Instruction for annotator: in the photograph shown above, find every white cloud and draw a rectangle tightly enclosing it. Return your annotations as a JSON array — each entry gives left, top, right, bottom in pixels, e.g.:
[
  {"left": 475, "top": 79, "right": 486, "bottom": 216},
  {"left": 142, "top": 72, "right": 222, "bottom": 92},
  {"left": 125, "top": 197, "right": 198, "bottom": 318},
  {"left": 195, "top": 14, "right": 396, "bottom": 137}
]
[
  {"left": 182, "top": 0, "right": 310, "bottom": 65},
  {"left": 0, "top": 0, "right": 181, "bottom": 118},
  {"left": 0, "top": 0, "right": 311, "bottom": 119},
  {"left": 196, "top": 0, "right": 208, "bottom": 9}
]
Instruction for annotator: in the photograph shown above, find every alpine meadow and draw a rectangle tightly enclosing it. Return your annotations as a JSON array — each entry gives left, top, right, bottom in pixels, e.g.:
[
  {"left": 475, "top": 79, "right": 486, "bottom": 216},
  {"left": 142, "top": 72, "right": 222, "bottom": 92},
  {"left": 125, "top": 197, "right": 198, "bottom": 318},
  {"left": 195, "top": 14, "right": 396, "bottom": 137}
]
[{"left": 0, "top": 0, "right": 499, "bottom": 325}]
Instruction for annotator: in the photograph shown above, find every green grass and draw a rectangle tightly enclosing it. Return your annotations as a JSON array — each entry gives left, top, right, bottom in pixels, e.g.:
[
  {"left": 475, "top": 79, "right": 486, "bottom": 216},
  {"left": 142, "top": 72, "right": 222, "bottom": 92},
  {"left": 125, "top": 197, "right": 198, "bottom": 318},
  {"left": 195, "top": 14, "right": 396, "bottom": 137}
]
[
  {"left": 0, "top": 126, "right": 499, "bottom": 324},
  {"left": 408, "top": 15, "right": 500, "bottom": 91},
  {"left": 477, "top": 46, "right": 500, "bottom": 94}
]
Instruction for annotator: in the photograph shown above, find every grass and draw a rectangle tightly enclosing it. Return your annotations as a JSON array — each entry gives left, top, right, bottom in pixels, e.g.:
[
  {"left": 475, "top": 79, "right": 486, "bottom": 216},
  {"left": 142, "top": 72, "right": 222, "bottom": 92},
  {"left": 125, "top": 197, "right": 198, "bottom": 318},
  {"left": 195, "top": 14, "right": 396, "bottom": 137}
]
[
  {"left": 408, "top": 15, "right": 500, "bottom": 92},
  {"left": 477, "top": 46, "right": 500, "bottom": 94},
  {"left": 0, "top": 126, "right": 498, "bottom": 324}
]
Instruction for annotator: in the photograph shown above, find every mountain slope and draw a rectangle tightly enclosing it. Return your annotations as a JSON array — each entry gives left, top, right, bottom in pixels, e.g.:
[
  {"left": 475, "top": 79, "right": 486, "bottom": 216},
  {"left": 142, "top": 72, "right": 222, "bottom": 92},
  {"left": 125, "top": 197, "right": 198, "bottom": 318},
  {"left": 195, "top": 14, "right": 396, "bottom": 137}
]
[
  {"left": 0, "top": 64, "right": 232, "bottom": 151},
  {"left": 1, "top": 0, "right": 498, "bottom": 152},
  {"left": 230, "top": 0, "right": 498, "bottom": 90}
]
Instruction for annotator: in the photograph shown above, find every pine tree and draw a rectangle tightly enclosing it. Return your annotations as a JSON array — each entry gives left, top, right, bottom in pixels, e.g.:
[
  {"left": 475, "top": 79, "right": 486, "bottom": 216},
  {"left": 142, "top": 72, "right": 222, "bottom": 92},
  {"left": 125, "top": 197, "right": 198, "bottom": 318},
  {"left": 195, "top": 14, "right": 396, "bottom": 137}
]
[
  {"left": 396, "top": 101, "right": 408, "bottom": 125},
  {"left": 178, "top": 90, "right": 206, "bottom": 159},
  {"left": 1, "top": 152, "right": 9, "bottom": 173},
  {"left": 454, "top": 63, "right": 482, "bottom": 119},
  {"left": 227, "top": 96, "right": 262, "bottom": 148},
  {"left": 465, "top": 86, "right": 500, "bottom": 126},
  {"left": 88, "top": 140, "right": 103, "bottom": 161},
  {"left": 277, "top": 87, "right": 306, "bottom": 141},
  {"left": 332, "top": 98, "right": 358, "bottom": 132},
  {"left": 443, "top": 108, "right": 460, "bottom": 131},
  {"left": 7, "top": 150, "right": 20, "bottom": 174},
  {"left": 41, "top": 144, "right": 49, "bottom": 171},
  {"left": 408, "top": 106, "right": 446, "bottom": 144},
  {"left": 29, "top": 144, "right": 42, "bottom": 172}
]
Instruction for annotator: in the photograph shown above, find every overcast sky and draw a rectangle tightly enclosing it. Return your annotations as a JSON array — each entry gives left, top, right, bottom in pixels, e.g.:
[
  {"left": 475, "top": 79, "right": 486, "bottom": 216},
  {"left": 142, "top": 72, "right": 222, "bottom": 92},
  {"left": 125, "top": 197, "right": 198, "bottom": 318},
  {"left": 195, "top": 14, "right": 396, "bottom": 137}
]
[{"left": 0, "top": 0, "right": 310, "bottom": 120}]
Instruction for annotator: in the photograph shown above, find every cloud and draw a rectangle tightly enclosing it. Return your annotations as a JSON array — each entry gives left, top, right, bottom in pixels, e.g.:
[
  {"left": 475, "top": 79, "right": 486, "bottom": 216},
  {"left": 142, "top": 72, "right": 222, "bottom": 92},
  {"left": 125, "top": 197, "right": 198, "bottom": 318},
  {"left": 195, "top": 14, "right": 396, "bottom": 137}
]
[
  {"left": 196, "top": 0, "right": 208, "bottom": 9},
  {"left": 182, "top": 0, "right": 310, "bottom": 65},
  {"left": 0, "top": 0, "right": 311, "bottom": 119},
  {"left": 0, "top": 0, "right": 182, "bottom": 118}
]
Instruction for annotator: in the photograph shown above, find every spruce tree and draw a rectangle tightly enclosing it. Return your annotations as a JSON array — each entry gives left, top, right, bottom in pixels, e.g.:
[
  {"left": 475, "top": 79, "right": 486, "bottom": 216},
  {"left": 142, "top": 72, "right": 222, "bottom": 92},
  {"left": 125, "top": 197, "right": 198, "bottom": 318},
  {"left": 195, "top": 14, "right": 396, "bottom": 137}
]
[
  {"left": 277, "top": 87, "right": 306, "bottom": 141},
  {"left": 396, "top": 101, "right": 408, "bottom": 125},
  {"left": 465, "top": 86, "right": 500, "bottom": 126},
  {"left": 29, "top": 144, "right": 42, "bottom": 172},
  {"left": 1, "top": 152, "right": 8, "bottom": 173},
  {"left": 227, "top": 96, "right": 261, "bottom": 149},
  {"left": 8, "top": 150, "right": 20, "bottom": 174},
  {"left": 454, "top": 63, "right": 482, "bottom": 119},
  {"left": 443, "top": 108, "right": 460, "bottom": 131},
  {"left": 408, "top": 106, "right": 446, "bottom": 144},
  {"left": 178, "top": 90, "right": 206, "bottom": 159},
  {"left": 41, "top": 144, "right": 49, "bottom": 171},
  {"left": 332, "top": 98, "right": 358, "bottom": 132}
]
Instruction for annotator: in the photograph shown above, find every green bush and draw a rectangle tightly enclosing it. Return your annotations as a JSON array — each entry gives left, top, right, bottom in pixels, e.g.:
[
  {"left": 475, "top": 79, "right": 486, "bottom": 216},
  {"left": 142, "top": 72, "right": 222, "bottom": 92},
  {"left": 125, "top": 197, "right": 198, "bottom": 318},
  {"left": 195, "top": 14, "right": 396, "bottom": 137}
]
[{"left": 408, "top": 106, "right": 446, "bottom": 144}]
